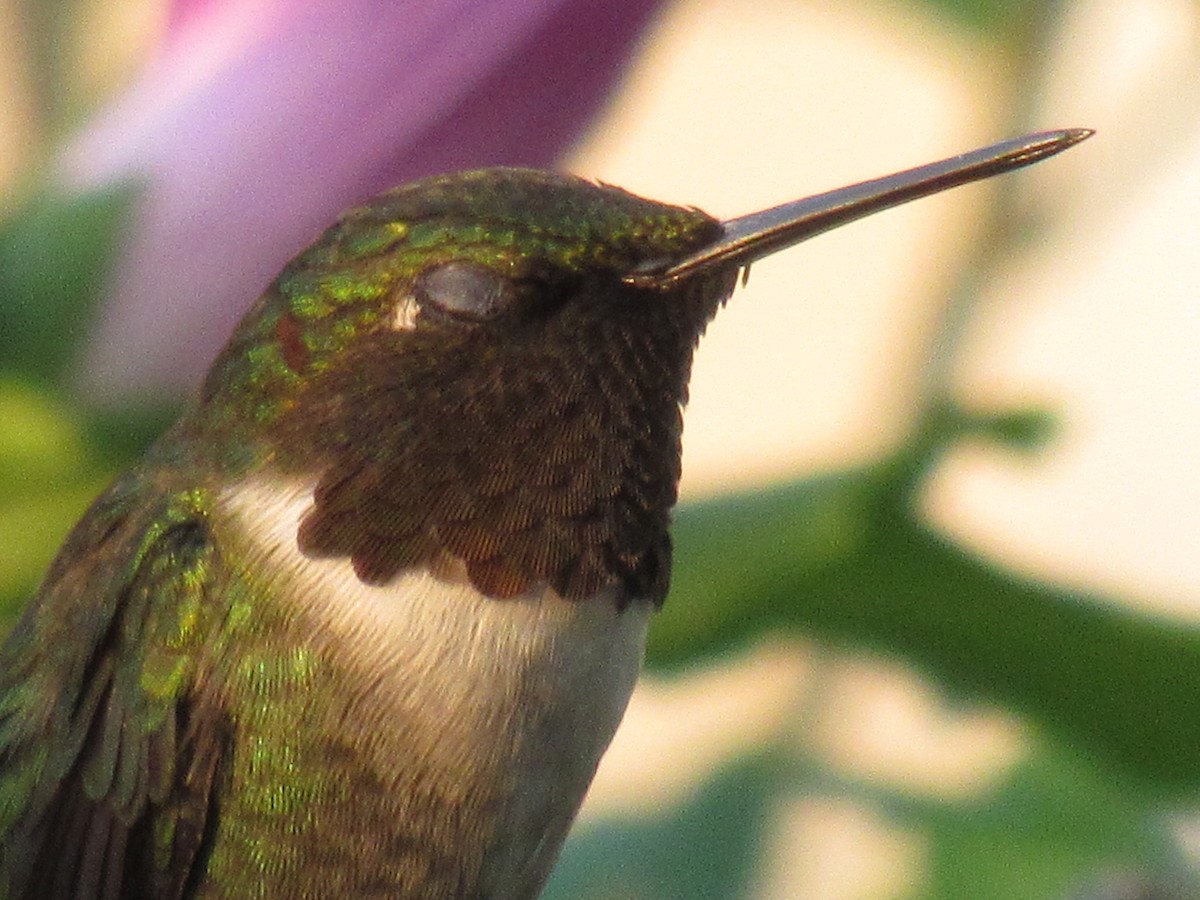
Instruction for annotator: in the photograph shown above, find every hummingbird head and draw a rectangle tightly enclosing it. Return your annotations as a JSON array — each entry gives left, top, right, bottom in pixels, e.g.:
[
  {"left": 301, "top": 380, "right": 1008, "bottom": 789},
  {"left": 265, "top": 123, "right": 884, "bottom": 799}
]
[
  {"left": 194, "top": 130, "right": 1091, "bottom": 605},
  {"left": 198, "top": 168, "right": 736, "bottom": 604}
]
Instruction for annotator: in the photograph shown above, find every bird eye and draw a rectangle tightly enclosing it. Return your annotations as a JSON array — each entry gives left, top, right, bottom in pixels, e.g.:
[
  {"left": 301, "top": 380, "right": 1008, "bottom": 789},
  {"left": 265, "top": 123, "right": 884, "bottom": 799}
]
[{"left": 414, "top": 261, "right": 515, "bottom": 321}]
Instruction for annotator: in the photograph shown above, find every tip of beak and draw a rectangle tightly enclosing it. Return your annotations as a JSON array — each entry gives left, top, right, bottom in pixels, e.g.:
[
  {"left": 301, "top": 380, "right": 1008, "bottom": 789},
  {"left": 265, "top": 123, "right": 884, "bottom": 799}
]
[{"left": 624, "top": 127, "right": 1095, "bottom": 291}]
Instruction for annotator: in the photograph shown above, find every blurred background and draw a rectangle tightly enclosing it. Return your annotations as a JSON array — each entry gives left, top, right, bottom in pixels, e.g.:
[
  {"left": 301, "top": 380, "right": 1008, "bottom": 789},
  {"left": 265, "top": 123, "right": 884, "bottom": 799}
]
[{"left": 2, "top": 0, "right": 1199, "bottom": 897}]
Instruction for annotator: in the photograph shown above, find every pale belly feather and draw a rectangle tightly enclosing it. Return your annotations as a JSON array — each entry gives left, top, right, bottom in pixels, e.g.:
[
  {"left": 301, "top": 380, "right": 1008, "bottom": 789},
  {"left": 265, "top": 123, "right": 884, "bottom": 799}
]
[{"left": 211, "top": 476, "right": 651, "bottom": 897}]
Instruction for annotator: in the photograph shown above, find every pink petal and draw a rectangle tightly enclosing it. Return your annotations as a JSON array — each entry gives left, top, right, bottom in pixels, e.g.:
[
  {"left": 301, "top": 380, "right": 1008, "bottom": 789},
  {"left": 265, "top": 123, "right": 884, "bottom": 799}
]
[{"left": 63, "top": 0, "right": 663, "bottom": 403}]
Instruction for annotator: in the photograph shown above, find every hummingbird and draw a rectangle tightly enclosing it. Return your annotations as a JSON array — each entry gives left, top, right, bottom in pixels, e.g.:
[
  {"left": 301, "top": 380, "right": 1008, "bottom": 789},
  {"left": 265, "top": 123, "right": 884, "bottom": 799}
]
[{"left": 0, "top": 129, "right": 1090, "bottom": 899}]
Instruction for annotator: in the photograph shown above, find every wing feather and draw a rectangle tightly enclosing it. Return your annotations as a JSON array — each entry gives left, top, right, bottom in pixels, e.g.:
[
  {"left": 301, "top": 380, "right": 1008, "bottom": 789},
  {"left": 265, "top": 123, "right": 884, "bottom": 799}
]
[{"left": 0, "top": 474, "right": 229, "bottom": 899}]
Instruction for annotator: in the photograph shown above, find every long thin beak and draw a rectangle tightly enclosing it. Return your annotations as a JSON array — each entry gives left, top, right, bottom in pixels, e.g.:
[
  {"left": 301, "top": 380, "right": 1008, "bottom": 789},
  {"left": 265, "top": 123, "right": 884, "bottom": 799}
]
[{"left": 624, "top": 128, "right": 1093, "bottom": 290}]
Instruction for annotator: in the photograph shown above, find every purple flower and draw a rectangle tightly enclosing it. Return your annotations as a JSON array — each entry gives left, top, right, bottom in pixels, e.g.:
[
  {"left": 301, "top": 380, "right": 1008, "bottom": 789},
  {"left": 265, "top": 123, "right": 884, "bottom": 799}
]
[{"left": 62, "top": 0, "right": 663, "bottom": 402}]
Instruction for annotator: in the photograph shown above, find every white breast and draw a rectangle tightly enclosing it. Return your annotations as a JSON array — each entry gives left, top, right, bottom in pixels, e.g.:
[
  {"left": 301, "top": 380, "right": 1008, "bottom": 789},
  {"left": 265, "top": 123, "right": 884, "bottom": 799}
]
[{"left": 215, "top": 475, "right": 651, "bottom": 894}]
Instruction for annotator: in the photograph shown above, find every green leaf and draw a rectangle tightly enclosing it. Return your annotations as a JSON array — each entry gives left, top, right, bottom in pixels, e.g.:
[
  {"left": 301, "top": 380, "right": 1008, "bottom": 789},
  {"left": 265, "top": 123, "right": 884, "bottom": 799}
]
[
  {"left": 0, "top": 479, "right": 106, "bottom": 634},
  {"left": 929, "top": 400, "right": 1059, "bottom": 453},
  {"left": 654, "top": 468, "right": 1200, "bottom": 791},
  {"left": 543, "top": 754, "right": 783, "bottom": 900},
  {"left": 83, "top": 402, "right": 179, "bottom": 469},
  {"left": 546, "top": 701, "right": 1195, "bottom": 899},
  {"left": 0, "top": 378, "right": 153, "bottom": 636},
  {"left": 906, "top": 0, "right": 1054, "bottom": 46},
  {"left": 0, "top": 378, "right": 89, "bottom": 498},
  {"left": 0, "top": 183, "right": 139, "bottom": 384},
  {"left": 900, "top": 742, "right": 1193, "bottom": 898}
]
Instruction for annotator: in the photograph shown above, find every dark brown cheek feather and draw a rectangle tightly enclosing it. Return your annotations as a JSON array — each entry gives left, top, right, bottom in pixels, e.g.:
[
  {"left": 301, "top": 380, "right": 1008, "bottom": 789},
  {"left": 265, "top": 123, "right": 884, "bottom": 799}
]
[{"left": 286, "top": 274, "right": 731, "bottom": 605}]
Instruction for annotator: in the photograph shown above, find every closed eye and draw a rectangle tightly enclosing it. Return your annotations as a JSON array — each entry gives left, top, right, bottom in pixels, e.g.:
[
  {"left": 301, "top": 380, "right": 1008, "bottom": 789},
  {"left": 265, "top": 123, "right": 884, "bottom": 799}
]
[{"left": 415, "top": 261, "right": 517, "bottom": 322}]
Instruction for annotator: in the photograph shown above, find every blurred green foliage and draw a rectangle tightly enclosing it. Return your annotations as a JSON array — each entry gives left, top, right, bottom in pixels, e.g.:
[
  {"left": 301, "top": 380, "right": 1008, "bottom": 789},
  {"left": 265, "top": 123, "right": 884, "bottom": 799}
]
[
  {"left": 0, "top": 186, "right": 173, "bottom": 612},
  {"left": 0, "top": 185, "right": 135, "bottom": 379},
  {"left": 914, "top": 0, "right": 1056, "bottom": 45},
  {"left": 659, "top": 465, "right": 1200, "bottom": 790},
  {"left": 545, "top": 755, "right": 782, "bottom": 900}
]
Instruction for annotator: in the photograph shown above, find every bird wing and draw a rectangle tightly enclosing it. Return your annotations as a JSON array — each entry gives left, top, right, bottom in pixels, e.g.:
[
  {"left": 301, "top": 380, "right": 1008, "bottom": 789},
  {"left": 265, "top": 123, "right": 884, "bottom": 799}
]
[{"left": 0, "top": 473, "right": 228, "bottom": 900}]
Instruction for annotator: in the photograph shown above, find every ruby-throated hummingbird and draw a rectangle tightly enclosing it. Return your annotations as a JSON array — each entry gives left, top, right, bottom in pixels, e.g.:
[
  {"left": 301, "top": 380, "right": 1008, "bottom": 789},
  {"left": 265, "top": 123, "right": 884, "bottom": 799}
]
[{"left": 0, "top": 129, "right": 1090, "bottom": 898}]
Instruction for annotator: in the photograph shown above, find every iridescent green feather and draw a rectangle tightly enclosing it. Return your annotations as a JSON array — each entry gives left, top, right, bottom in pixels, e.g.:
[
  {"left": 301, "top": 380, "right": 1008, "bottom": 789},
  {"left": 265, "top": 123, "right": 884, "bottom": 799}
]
[{"left": 0, "top": 474, "right": 226, "bottom": 898}]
